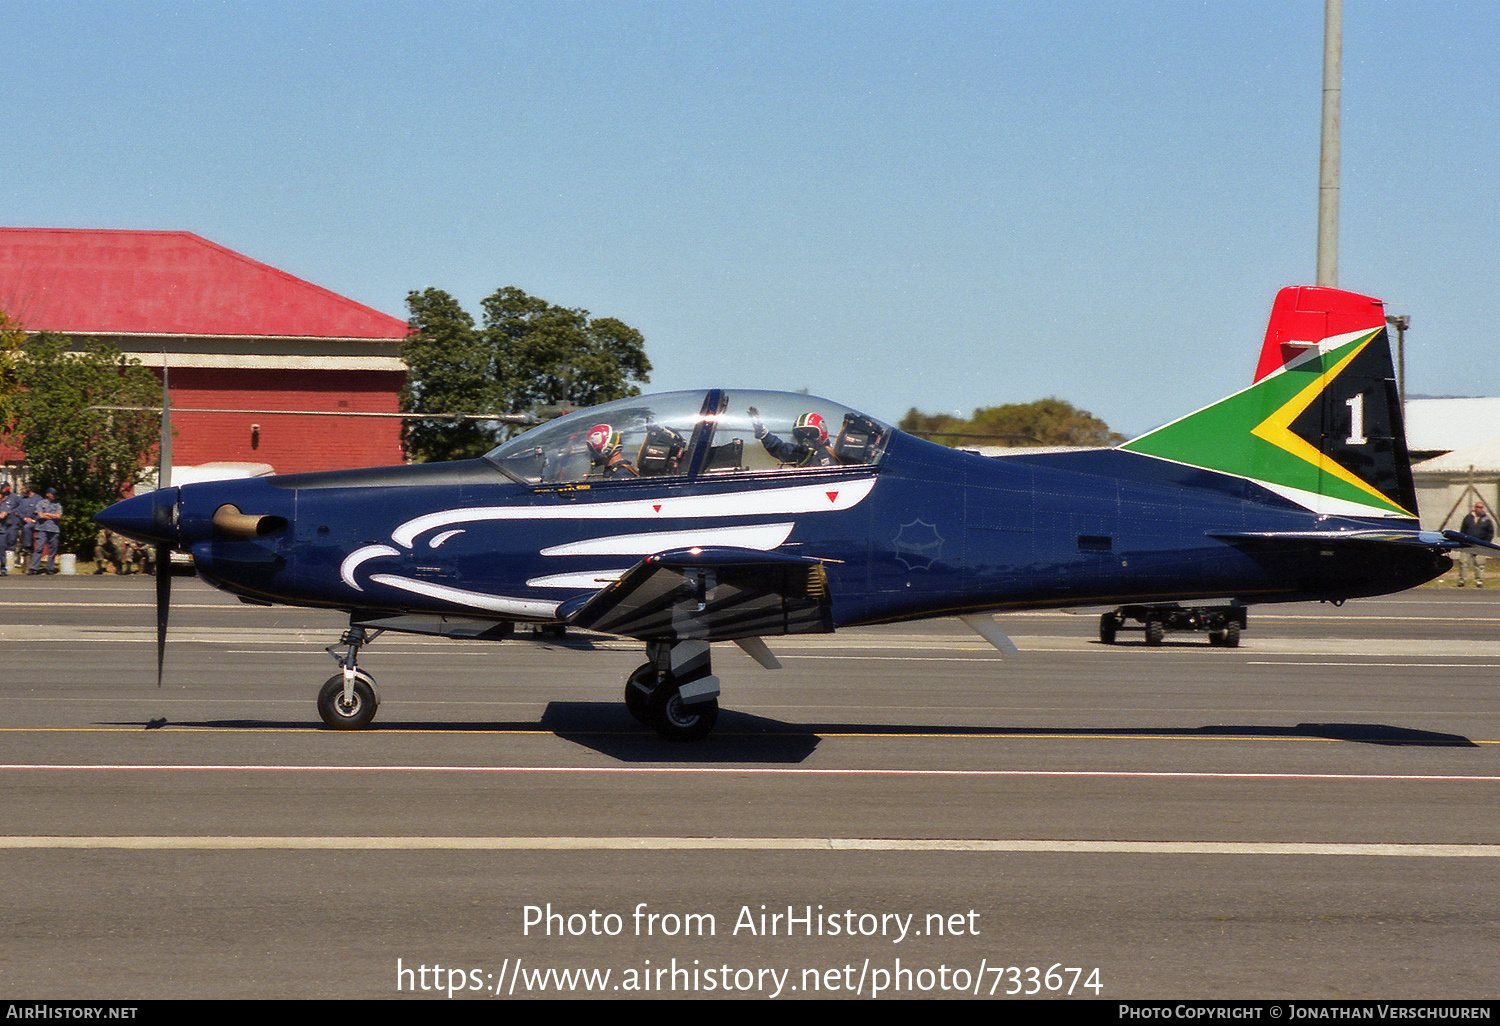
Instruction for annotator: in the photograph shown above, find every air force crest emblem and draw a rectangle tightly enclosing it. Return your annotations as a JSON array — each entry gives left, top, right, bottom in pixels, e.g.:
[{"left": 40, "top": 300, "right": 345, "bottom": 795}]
[{"left": 893, "top": 519, "right": 943, "bottom": 571}]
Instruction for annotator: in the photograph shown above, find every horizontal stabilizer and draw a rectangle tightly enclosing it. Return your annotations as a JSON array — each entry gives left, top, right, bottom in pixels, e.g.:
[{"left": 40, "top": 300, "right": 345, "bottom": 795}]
[
  {"left": 1208, "top": 528, "right": 1482, "bottom": 551},
  {"left": 1442, "top": 530, "right": 1500, "bottom": 554},
  {"left": 561, "top": 546, "right": 834, "bottom": 642}
]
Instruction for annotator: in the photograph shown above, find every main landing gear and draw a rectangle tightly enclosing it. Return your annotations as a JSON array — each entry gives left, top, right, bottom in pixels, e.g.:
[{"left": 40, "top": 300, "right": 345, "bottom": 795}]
[
  {"left": 624, "top": 639, "right": 721, "bottom": 741},
  {"left": 317, "top": 625, "right": 384, "bottom": 729}
]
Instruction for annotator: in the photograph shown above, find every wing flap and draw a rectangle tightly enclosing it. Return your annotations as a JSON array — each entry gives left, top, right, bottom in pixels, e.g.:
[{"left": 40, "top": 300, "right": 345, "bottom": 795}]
[{"left": 561, "top": 546, "right": 834, "bottom": 642}]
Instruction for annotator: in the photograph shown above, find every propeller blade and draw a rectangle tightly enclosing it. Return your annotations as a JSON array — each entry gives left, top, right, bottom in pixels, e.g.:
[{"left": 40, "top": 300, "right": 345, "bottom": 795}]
[
  {"left": 156, "top": 369, "right": 173, "bottom": 688},
  {"left": 155, "top": 544, "right": 170, "bottom": 687},
  {"left": 148, "top": 481, "right": 177, "bottom": 690}
]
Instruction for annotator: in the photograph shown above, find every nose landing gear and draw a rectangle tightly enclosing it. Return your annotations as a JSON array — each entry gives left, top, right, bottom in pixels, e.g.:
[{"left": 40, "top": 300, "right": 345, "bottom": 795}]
[{"left": 316, "top": 625, "right": 383, "bottom": 729}]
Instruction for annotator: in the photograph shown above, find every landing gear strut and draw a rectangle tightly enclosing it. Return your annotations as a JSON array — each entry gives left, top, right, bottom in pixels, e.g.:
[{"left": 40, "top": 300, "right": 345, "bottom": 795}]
[
  {"left": 624, "top": 639, "right": 720, "bottom": 741},
  {"left": 317, "top": 625, "right": 384, "bottom": 729}
]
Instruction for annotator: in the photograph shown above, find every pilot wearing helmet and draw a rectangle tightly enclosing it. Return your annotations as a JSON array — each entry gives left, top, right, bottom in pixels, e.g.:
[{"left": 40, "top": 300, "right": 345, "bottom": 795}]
[
  {"left": 750, "top": 407, "right": 839, "bottom": 468},
  {"left": 586, "top": 423, "right": 639, "bottom": 478}
]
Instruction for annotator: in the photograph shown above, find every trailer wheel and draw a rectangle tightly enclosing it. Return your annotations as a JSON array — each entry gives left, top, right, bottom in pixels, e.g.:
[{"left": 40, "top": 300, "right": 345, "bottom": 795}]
[{"left": 1099, "top": 612, "right": 1118, "bottom": 644}]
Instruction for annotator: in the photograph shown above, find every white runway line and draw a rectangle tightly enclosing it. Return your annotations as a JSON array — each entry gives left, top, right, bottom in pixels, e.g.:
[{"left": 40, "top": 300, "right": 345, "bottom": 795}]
[
  {"left": 3, "top": 763, "right": 1496, "bottom": 781},
  {"left": 1, "top": 835, "right": 1498, "bottom": 856}
]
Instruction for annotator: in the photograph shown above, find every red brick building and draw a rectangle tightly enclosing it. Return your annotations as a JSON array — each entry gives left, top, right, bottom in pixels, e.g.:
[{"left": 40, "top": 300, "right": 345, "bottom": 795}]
[{"left": 0, "top": 228, "right": 409, "bottom": 475}]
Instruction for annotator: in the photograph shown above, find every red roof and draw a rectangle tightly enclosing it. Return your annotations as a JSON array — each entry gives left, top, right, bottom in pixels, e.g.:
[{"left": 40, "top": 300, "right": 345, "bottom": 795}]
[{"left": 0, "top": 228, "right": 408, "bottom": 339}]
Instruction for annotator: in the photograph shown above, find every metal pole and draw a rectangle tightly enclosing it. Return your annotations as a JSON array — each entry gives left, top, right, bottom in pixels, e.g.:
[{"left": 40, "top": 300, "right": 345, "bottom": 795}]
[
  {"left": 1317, "top": 0, "right": 1342, "bottom": 287},
  {"left": 159, "top": 363, "right": 172, "bottom": 489}
]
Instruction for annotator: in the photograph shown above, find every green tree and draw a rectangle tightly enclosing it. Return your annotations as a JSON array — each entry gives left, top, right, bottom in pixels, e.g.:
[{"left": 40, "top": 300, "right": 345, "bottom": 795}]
[
  {"left": 11, "top": 332, "right": 162, "bottom": 556},
  {"left": 401, "top": 288, "right": 494, "bottom": 463},
  {"left": 900, "top": 397, "right": 1124, "bottom": 448},
  {"left": 0, "top": 310, "right": 26, "bottom": 436},
  {"left": 402, "top": 286, "right": 651, "bottom": 463}
]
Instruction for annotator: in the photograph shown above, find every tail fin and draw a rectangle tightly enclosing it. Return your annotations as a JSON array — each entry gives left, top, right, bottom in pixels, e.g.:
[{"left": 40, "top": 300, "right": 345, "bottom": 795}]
[{"left": 1121, "top": 286, "right": 1417, "bottom": 519}]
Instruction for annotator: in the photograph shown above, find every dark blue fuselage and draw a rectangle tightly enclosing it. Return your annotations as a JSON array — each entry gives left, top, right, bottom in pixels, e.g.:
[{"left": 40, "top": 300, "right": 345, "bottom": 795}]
[{"left": 162, "top": 429, "right": 1444, "bottom": 628}]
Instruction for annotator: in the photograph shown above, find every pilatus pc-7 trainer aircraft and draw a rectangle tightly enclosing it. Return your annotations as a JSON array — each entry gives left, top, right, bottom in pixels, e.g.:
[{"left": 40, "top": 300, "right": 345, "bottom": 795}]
[{"left": 98, "top": 286, "right": 1498, "bottom": 740}]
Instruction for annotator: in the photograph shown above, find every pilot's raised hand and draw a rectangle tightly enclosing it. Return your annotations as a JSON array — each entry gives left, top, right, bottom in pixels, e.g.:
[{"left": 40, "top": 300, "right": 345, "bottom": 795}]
[{"left": 748, "top": 406, "right": 767, "bottom": 439}]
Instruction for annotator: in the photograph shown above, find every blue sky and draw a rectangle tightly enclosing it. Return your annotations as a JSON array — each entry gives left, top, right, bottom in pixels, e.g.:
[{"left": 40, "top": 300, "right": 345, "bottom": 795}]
[{"left": 6, "top": 1, "right": 1496, "bottom": 436}]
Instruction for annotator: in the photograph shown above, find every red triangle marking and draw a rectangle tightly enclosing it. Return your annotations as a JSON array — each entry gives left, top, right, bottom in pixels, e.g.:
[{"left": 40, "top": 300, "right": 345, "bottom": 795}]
[
  {"left": 653, "top": 504, "right": 662, "bottom": 513},
  {"left": 826, "top": 491, "right": 838, "bottom": 503}
]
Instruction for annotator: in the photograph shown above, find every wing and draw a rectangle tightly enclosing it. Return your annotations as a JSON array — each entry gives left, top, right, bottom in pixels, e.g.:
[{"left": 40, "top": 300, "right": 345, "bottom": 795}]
[{"left": 558, "top": 546, "right": 834, "bottom": 642}]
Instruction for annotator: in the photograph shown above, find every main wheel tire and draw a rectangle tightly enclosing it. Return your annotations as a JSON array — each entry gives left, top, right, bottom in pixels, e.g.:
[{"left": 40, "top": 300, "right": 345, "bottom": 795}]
[
  {"left": 1144, "top": 621, "right": 1165, "bottom": 646},
  {"left": 624, "top": 663, "right": 655, "bottom": 725},
  {"left": 1224, "top": 621, "right": 1241, "bottom": 648},
  {"left": 1208, "top": 629, "right": 1225, "bottom": 646},
  {"left": 317, "top": 672, "right": 379, "bottom": 730},
  {"left": 648, "top": 680, "right": 718, "bottom": 742},
  {"left": 1099, "top": 613, "right": 1118, "bottom": 644}
]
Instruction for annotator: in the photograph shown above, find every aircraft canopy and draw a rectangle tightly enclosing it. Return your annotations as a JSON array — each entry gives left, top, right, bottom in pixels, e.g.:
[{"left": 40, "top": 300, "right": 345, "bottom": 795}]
[{"left": 486, "top": 389, "right": 890, "bottom": 485}]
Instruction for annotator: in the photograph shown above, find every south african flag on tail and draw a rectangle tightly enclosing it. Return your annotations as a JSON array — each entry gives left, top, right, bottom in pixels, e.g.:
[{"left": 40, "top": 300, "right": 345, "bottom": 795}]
[{"left": 1121, "top": 286, "right": 1417, "bottom": 519}]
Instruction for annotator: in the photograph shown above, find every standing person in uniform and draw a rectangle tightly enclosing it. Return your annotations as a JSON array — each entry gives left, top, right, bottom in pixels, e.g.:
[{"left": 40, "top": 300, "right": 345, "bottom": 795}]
[
  {"left": 29, "top": 488, "right": 62, "bottom": 575},
  {"left": 0, "top": 483, "right": 18, "bottom": 575},
  {"left": 15, "top": 484, "right": 40, "bottom": 566},
  {"left": 1458, "top": 501, "right": 1496, "bottom": 588}
]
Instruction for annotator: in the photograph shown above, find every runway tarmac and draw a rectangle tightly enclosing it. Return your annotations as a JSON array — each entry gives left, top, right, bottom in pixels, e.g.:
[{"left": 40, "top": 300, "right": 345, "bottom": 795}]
[{"left": 1, "top": 575, "right": 1497, "bottom": 999}]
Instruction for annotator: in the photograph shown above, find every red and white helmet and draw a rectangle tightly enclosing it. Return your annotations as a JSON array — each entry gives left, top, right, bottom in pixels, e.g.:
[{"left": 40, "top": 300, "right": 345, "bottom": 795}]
[
  {"left": 793, "top": 412, "right": 828, "bottom": 446},
  {"left": 586, "top": 423, "right": 620, "bottom": 457}
]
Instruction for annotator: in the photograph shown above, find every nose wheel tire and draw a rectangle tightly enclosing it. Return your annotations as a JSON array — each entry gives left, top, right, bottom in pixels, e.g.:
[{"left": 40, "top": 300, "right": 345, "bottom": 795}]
[{"left": 317, "top": 672, "right": 379, "bottom": 730}]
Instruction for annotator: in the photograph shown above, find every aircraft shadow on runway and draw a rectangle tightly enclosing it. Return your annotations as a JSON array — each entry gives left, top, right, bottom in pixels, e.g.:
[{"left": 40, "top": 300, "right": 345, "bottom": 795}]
[{"left": 100, "top": 707, "right": 1476, "bottom": 762}]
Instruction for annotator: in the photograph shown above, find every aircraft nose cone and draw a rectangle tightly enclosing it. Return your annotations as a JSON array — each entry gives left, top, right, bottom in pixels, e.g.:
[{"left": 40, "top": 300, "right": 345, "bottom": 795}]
[{"left": 95, "top": 489, "right": 177, "bottom": 547}]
